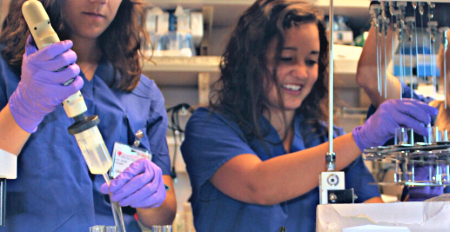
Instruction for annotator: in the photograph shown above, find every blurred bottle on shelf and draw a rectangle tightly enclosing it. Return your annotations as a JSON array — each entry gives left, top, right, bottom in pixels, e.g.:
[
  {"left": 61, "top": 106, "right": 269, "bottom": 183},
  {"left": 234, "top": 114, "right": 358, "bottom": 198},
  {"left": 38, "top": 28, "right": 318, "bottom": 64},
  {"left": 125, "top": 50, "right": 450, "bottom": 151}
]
[{"left": 147, "top": 6, "right": 202, "bottom": 57}]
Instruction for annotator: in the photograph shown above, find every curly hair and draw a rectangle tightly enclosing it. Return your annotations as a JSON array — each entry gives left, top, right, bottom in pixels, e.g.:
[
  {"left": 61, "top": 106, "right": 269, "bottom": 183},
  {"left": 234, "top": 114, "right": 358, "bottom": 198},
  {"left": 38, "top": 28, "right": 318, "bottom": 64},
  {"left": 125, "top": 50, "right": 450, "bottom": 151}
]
[
  {"left": 210, "top": 0, "right": 329, "bottom": 142},
  {"left": 0, "top": 0, "right": 150, "bottom": 91}
]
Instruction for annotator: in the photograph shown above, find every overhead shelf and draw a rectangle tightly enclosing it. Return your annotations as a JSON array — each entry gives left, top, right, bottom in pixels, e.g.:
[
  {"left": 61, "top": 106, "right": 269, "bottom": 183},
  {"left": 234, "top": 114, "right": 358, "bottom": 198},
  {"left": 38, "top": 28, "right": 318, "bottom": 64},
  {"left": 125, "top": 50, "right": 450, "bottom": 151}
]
[
  {"left": 143, "top": 56, "right": 221, "bottom": 73},
  {"left": 146, "top": 0, "right": 371, "bottom": 28},
  {"left": 143, "top": 56, "right": 220, "bottom": 87},
  {"left": 144, "top": 44, "right": 362, "bottom": 88}
]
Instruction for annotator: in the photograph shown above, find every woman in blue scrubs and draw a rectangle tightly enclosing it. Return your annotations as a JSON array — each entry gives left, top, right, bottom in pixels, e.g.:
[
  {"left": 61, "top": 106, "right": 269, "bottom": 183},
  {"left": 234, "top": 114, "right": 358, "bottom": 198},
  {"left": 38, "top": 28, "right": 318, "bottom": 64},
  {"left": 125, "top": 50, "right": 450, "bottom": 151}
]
[
  {"left": 0, "top": 0, "right": 176, "bottom": 231},
  {"left": 181, "top": 0, "right": 437, "bottom": 231}
]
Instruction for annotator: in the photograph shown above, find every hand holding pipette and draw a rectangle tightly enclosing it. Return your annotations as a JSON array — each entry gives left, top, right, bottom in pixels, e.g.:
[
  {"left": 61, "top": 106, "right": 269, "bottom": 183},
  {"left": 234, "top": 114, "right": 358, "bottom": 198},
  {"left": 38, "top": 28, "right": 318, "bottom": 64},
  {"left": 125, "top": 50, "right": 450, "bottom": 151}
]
[
  {"left": 100, "top": 159, "right": 167, "bottom": 209},
  {"left": 9, "top": 37, "right": 83, "bottom": 133}
]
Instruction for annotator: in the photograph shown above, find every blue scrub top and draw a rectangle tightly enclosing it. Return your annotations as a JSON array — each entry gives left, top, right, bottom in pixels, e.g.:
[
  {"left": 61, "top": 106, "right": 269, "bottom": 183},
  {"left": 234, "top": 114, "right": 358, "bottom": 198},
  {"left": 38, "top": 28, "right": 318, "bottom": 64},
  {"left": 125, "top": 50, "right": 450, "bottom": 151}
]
[
  {"left": 367, "top": 83, "right": 450, "bottom": 201},
  {"left": 0, "top": 46, "right": 171, "bottom": 232},
  {"left": 181, "top": 107, "right": 380, "bottom": 232}
]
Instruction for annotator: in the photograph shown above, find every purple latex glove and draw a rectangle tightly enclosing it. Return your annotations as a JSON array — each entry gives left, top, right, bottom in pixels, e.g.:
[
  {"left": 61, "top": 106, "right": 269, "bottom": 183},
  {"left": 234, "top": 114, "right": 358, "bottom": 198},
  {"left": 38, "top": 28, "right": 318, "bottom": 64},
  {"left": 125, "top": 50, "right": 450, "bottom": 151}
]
[
  {"left": 352, "top": 99, "right": 438, "bottom": 151},
  {"left": 100, "top": 158, "right": 166, "bottom": 209},
  {"left": 408, "top": 164, "right": 444, "bottom": 201},
  {"left": 8, "top": 36, "right": 83, "bottom": 133}
]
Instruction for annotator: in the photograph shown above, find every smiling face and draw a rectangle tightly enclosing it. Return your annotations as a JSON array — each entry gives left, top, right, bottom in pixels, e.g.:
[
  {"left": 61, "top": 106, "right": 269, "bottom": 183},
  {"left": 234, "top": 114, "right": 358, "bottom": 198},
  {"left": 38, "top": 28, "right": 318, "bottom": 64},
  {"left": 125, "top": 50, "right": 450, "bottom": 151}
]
[
  {"left": 62, "top": 0, "right": 122, "bottom": 40},
  {"left": 265, "top": 22, "right": 320, "bottom": 114}
]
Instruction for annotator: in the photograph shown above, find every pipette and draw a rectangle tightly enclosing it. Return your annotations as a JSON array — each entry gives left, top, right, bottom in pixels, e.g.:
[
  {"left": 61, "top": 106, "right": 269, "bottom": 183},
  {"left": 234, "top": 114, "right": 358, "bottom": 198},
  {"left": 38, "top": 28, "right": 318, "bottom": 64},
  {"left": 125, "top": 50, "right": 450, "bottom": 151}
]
[
  {"left": 21, "top": 1, "right": 126, "bottom": 231},
  {"left": 440, "top": 27, "right": 449, "bottom": 108}
]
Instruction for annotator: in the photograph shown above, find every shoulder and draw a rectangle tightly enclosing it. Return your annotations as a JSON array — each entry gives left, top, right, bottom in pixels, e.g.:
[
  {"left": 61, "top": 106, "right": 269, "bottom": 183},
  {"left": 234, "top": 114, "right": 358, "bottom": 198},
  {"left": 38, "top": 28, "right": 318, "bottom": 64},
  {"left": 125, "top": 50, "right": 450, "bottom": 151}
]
[
  {"left": 187, "top": 107, "right": 245, "bottom": 135},
  {"left": 130, "top": 74, "right": 163, "bottom": 100},
  {"left": 189, "top": 107, "right": 223, "bottom": 125},
  {"left": 190, "top": 107, "right": 238, "bottom": 126}
]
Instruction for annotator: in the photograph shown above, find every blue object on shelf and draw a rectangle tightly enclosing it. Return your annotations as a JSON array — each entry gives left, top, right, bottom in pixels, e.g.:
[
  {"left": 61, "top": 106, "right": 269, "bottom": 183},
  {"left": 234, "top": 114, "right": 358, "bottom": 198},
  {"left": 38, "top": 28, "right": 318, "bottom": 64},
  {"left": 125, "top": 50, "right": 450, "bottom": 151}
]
[
  {"left": 417, "top": 65, "right": 440, "bottom": 77},
  {"left": 394, "top": 45, "right": 439, "bottom": 78},
  {"left": 399, "top": 46, "right": 431, "bottom": 55}
]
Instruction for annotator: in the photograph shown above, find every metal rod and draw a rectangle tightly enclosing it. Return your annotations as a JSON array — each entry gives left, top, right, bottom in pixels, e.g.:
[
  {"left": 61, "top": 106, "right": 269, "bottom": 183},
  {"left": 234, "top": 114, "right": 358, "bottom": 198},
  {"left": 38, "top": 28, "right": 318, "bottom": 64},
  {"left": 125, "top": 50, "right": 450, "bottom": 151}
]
[
  {"left": 390, "top": 3, "right": 396, "bottom": 87},
  {"left": 446, "top": 35, "right": 448, "bottom": 109},
  {"left": 399, "top": 27, "right": 404, "bottom": 100},
  {"left": 377, "top": 24, "right": 381, "bottom": 95},
  {"left": 392, "top": 27, "right": 396, "bottom": 86},
  {"left": 413, "top": 3, "right": 420, "bottom": 84},
  {"left": 385, "top": 19, "right": 389, "bottom": 98},
  {"left": 382, "top": 2, "right": 387, "bottom": 98},
  {"left": 429, "top": 4, "right": 437, "bottom": 99},
  {"left": 328, "top": 0, "right": 334, "bottom": 155},
  {"left": 442, "top": 28, "right": 448, "bottom": 109},
  {"left": 429, "top": 25, "right": 435, "bottom": 97},
  {"left": 400, "top": 33, "right": 404, "bottom": 100},
  {"left": 103, "top": 174, "right": 126, "bottom": 232},
  {"left": 414, "top": 26, "right": 420, "bottom": 83},
  {"left": 410, "top": 39, "right": 413, "bottom": 99},
  {"left": 420, "top": 3, "right": 426, "bottom": 80},
  {"left": 406, "top": 17, "right": 415, "bottom": 99}
]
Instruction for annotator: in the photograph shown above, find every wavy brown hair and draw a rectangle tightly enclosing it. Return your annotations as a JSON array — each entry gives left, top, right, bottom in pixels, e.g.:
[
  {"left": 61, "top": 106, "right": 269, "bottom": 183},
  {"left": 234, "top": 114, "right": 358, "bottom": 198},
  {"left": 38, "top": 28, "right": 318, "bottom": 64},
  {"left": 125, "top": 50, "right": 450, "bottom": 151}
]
[
  {"left": 210, "top": 0, "right": 329, "bottom": 142},
  {"left": 0, "top": 0, "right": 150, "bottom": 91}
]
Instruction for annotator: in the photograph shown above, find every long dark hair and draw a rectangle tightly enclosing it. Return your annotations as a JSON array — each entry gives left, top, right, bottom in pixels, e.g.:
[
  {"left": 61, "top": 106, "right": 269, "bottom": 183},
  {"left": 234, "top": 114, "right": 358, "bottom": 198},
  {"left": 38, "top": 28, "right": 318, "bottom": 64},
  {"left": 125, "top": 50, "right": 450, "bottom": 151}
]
[
  {"left": 0, "top": 0, "right": 150, "bottom": 91},
  {"left": 210, "top": 0, "right": 329, "bottom": 142}
]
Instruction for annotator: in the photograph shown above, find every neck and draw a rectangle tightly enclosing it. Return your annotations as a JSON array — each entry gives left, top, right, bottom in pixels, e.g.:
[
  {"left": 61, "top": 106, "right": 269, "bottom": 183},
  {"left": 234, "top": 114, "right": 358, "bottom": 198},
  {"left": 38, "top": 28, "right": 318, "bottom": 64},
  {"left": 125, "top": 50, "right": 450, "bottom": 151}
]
[
  {"left": 264, "top": 108, "right": 295, "bottom": 138},
  {"left": 70, "top": 35, "right": 101, "bottom": 81},
  {"left": 70, "top": 35, "right": 101, "bottom": 63}
]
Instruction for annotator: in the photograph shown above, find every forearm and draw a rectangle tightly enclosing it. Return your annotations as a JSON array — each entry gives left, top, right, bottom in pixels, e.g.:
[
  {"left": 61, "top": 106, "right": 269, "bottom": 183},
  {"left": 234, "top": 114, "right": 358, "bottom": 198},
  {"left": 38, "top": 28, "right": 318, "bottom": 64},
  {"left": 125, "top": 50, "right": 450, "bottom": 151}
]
[
  {"left": 0, "top": 104, "right": 30, "bottom": 155},
  {"left": 136, "top": 175, "right": 177, "bottom": 227},
  {"left": 357, "top": 26, "right": 400, "bottom": 107},
  {"left": 212, "top": 133, "right": 363, "bottom": 205},
  {"left": 251, "top": 133, "right": 362, "bottom": 204}
]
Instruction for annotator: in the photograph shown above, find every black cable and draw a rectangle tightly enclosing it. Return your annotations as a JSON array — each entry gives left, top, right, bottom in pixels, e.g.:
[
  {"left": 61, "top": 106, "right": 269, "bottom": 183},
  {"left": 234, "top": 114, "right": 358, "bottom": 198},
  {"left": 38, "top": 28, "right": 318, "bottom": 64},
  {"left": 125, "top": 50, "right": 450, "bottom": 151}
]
[{"left": 166, "top": 103, "right": 191, "bottom": 180}]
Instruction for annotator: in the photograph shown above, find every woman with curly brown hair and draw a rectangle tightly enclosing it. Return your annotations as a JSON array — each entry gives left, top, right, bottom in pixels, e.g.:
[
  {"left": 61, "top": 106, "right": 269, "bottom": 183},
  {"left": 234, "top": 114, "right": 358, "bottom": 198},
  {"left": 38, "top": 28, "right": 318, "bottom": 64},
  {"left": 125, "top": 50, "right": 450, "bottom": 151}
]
[
  {"left": 0, "top": 0, "right": 176, "bottom": 231},
  {"left": 180, "top": 0, "right": 437, "bottom": 231}
]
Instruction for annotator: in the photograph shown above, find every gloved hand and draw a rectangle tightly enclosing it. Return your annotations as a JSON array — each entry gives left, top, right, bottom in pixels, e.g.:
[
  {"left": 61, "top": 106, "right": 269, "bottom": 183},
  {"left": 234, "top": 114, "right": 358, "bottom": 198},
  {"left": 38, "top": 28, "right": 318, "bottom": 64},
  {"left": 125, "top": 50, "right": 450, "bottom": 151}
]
[
  {"left": 352, "top": 99, "right": 438, "bottom": 151},
  {"left": 407, "top": 164, "right": 444, "bottom": 201},
  {"left": 100, "top": 158, "right": 166, "bottom": 209},
  {"left": 8, "top": 36, "right": 83, "bottom": 133}
]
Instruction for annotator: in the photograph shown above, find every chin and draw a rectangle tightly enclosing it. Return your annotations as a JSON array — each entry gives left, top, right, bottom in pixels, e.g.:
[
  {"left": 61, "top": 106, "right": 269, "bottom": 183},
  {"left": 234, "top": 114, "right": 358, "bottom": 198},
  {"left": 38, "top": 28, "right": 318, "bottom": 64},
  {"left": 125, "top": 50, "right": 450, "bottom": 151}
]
[
  {"left": 85, "top": 32, "right": 104, "bottom": 39},
  {"left": 284, "top": 102, "right": 303, "bottom": 111},
  {"left": 78, "top": 28, "right": 107, "bottom": 39}
]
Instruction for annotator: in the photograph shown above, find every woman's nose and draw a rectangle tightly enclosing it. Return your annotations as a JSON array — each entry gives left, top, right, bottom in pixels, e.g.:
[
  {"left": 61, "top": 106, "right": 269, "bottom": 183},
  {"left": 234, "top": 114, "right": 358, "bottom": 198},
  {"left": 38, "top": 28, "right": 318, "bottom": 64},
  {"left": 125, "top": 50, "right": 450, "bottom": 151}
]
[{"left": 290, "top": 64, "right": 308, "bottom": 79}]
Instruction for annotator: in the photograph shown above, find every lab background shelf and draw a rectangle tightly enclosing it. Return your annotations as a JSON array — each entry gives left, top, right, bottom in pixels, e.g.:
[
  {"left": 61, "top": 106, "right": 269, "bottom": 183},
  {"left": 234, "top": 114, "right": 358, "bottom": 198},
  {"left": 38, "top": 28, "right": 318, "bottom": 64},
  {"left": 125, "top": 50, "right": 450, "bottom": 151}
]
[{"left": 144, "top": 0, "right": 371, "bottom": 29}]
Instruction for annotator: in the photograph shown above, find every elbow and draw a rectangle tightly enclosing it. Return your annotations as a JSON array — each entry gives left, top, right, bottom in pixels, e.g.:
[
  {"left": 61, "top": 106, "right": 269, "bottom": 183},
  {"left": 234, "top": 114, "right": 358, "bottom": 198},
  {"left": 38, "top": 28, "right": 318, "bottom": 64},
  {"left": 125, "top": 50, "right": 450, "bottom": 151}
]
[
  {"left": 137, "top": 194, "right": 177, "bottom": 228},
  {"left": 356, "top": 69, "right": 376, "bottom": 96},
  {"left": 139, "top": 208, "right": 176, "bottom": 229},
  {"left": 356, "top": 65, "right": 370, "bottom": 90},
  {"left": 356, "top": 56, "right": 378, "bottom": 91}
]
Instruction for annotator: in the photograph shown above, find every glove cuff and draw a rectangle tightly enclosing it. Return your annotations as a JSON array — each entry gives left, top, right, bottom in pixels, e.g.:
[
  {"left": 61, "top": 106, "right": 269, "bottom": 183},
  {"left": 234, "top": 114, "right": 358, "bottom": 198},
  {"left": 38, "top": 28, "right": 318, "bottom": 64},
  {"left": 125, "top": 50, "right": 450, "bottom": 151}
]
[
  {"left": 9, "top": 88, "right": 42, "bottom": 133},
  {"left": 352, "top": 126, "right": 372, "bottom": 152}
]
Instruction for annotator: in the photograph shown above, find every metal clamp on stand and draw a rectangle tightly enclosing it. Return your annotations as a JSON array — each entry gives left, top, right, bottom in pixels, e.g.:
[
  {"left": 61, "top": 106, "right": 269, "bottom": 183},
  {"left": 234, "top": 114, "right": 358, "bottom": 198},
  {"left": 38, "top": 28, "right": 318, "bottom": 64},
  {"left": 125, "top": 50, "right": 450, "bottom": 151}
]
[
  {"left": 326, "top": 152, "right": 336, "bottom": 171},
  {"left": 319, "top": 152, "right": 357, "bottom": 204}
]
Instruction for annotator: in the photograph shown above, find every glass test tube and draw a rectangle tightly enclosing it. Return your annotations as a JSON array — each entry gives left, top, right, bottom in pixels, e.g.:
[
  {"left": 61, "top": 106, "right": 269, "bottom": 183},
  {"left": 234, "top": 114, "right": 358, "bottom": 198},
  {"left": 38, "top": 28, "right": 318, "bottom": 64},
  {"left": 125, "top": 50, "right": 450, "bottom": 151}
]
[{"left": 104, "top": 174, "right": 127, "bottom": 232}]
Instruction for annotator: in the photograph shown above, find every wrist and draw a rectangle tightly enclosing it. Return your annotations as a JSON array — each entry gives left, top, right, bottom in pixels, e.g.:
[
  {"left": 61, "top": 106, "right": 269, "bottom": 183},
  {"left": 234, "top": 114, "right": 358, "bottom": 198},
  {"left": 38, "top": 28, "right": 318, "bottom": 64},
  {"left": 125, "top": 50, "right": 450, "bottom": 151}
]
[
  {"left": 9, "top": 88, "right": 43, "bottom": 133},
  {"left": 352, "top": 126, "right": 369, "bottom": 152}
]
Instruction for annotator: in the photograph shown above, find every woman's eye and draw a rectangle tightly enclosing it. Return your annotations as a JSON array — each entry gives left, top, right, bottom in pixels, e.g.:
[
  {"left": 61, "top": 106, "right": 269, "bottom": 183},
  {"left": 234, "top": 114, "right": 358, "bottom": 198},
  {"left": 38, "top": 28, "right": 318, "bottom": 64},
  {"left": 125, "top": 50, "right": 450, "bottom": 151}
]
[
  {"left": 280, "top": 57, "right": 293, "bottom": 62},
  {"left": 306, "top": 60, "right": 318, "bottom": 66}
]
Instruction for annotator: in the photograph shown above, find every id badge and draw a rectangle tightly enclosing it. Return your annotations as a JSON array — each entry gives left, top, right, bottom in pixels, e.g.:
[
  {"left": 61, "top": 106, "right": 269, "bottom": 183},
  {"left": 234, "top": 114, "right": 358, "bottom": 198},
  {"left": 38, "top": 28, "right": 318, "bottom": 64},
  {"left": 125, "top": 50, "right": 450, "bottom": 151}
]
[{"left": 110, "top": 142, "right": 152, "bottom": 178}]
